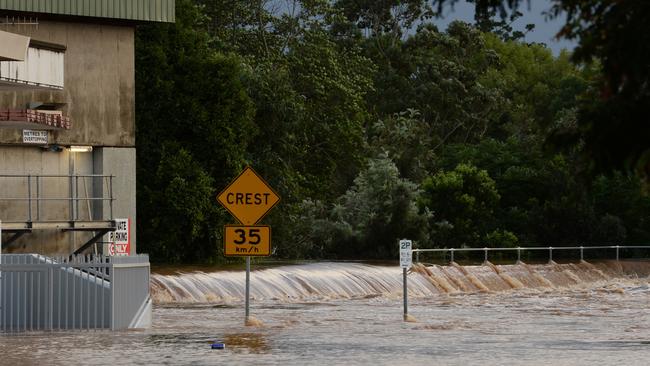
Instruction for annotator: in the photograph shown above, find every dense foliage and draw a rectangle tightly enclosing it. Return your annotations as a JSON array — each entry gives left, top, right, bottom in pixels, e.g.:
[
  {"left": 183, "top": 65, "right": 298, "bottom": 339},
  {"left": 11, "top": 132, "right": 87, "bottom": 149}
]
[{"left": 135, "top": 0, "right": 650, "bottom": 263}]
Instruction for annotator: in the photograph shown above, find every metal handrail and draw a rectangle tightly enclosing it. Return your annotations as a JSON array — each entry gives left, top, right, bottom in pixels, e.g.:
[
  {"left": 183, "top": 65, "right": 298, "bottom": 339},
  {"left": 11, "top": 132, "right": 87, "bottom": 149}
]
[
  {"left": 0, "top": 174, "right": 115, "bottom": 178},
  {"left": 412, "top": 245, "right": 650, "bottom": 263},
  {"left": 0, "top": 198, "right": 112, "bottom": 201},
  {"left": 0, "top": 174, "right": 115, "bottom": 222}
]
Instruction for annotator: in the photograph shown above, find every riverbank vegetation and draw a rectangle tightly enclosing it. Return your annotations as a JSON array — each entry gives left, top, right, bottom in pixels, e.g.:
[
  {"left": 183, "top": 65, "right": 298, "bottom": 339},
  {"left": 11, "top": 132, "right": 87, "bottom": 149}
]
[{"left": 135, "top": 0, "right": 650, "bottom": 263}]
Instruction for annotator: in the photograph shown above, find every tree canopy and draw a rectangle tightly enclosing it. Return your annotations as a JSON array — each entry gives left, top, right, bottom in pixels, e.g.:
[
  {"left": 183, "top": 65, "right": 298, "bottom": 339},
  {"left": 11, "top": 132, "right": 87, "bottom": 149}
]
[{"left": 135, "top": 0, "right": 650, "bottom": 263}]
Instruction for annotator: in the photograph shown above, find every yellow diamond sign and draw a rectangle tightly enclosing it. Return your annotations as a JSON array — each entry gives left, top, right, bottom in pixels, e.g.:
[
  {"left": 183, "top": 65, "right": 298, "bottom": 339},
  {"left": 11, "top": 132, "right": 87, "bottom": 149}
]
[{"left": 217, "top": 167, "right": 280, "bottom": 225}]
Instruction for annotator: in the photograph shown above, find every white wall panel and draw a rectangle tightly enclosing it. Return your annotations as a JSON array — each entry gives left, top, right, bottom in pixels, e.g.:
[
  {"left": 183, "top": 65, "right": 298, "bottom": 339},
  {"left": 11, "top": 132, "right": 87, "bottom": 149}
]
[{"left": 0, "top": 47, "right": 64, "bottom": 90}]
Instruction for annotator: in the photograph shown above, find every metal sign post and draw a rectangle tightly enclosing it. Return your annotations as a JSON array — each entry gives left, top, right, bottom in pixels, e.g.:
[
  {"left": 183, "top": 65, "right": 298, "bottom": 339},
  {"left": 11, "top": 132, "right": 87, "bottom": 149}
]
[
  {"left": 245, "top": 256, "right": 250, "bottom": 321},
  {"left": 399, "top": 239, "right": 412, "bottom": 321},
  {"left": 403, "top": 267, "right": 408, "bottom": 320}
]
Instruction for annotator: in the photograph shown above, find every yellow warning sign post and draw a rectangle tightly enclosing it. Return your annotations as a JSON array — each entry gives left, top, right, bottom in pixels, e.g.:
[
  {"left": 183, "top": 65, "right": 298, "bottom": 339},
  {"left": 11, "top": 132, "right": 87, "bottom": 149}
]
[{"left": 217, "top": 167, "right": 280, "bottom": 326}]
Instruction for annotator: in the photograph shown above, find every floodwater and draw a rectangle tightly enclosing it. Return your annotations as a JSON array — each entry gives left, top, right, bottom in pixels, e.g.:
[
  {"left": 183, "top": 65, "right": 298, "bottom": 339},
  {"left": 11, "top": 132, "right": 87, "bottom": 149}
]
[{"left": 1, "top": 261, "right": 649, "bottom": 365}]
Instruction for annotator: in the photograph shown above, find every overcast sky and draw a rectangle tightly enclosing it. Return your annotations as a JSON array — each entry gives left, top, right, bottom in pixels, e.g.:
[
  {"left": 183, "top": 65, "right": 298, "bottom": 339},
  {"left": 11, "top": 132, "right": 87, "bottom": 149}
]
[{"left": 433, "top": 0, "right": 577, "bottom": 55}]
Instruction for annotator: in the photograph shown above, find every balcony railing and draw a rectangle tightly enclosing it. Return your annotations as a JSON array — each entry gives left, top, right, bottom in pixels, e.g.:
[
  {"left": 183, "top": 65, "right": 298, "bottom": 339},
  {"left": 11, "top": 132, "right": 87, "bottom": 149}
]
[{"left": 0, "top": 174, "right": 117, "bottom": 254}]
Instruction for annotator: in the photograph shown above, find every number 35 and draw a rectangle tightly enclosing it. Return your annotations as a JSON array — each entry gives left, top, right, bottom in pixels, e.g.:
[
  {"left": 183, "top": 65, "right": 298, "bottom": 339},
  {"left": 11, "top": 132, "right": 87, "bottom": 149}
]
[{"left": 233, "top": 228, "right": 261, "bottom": 245}]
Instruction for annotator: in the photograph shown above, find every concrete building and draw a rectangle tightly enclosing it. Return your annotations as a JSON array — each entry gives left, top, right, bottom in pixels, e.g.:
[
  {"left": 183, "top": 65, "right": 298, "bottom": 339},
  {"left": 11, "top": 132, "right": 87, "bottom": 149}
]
[{"left": 0, "top": 1, "right": 175, "bottom": 255}]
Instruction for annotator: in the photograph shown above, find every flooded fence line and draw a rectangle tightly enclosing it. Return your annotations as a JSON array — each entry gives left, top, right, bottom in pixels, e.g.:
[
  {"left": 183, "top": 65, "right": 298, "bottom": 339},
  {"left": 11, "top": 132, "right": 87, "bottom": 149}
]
[
  {"left": 0, "top": 254, "right": 151, "bottom": 332},
  {"left": 412, "top": 245, "right": 650, "bottom": 264}
]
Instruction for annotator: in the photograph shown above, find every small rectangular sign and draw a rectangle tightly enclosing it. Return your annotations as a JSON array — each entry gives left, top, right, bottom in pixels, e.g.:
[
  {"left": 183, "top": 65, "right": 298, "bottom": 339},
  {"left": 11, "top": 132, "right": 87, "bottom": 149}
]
[
  {"left": 399, "top": 239, "right": 412, "bottom": 269},
  {"left": 22, "top": 130, "right": 48, "bottom": 144},
  {"left": 224, "top": 225, "right": 271, "bottom": 257},
  {"left": 104, "top": 218, "right": 131, "bottom": 256}
]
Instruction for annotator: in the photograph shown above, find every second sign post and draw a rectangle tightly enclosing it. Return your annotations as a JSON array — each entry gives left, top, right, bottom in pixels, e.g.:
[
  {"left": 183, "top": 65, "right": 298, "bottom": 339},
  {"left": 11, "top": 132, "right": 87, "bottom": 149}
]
[{"left": 217, "top": 167, "right": 280, "bottom": 325}]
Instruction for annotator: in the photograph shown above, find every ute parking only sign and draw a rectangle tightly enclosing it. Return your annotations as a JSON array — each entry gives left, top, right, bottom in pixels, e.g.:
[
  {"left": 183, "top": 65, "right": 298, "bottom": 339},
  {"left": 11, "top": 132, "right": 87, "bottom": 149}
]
[{"left": 104, "top": 218, "right": 131, "bottom": 256}]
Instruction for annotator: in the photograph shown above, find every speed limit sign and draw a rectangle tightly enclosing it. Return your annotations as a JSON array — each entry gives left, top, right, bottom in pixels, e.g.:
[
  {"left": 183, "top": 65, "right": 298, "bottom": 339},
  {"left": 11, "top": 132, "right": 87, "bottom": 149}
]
[{"left": 224, "top": 225, "right": 271, "bottom": 257}]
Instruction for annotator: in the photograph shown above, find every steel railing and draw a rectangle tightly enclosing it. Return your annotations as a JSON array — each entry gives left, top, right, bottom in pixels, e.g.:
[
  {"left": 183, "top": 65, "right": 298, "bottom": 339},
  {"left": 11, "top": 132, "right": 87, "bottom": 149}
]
[
  {"left": 412, "top": 245, "right": 650, "bottom": 264},
  {"left": 0, "top": 253, "right": 150, "bottom": 332},
  {"left": 0, "top": 174, "right": 115, "bottom": 222}
]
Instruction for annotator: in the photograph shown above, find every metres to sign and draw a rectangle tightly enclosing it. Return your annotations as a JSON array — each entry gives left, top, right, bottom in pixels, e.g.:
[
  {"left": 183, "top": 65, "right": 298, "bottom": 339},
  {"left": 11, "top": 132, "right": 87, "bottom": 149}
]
[
  {"left": 217, "top": 167, "right": 280, "bottom": 225},
  {"left": 104, "top": 218, "right": 131, "bottom": 256},
  {"left": 22, "top": 130, "right": 48, "bottom": 144},
  {"left": 399, "top": 239, "right": 412, "bottom": 269},
  {"left": 224, "top": 225, "right": 271, "bottom": 257}
]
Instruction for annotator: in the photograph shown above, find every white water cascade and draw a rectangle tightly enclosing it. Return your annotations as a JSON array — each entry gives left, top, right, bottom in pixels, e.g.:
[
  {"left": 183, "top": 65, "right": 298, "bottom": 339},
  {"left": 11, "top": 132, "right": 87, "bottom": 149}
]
[{"left": 151, "top": 260, "right": 650, "bottom": 305}]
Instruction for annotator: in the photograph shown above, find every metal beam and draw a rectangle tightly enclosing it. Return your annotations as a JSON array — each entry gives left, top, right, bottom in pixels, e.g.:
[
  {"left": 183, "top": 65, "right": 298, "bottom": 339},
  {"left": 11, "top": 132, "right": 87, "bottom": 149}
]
[
  {"left": 3, "top": 231, "right": 28, "bottom": 247},
  {"left": 1, "top": 220, "right": 115, "bottom": 231},
  {"left": 71, "top": 229, "right": 111, "bottom": 257}
]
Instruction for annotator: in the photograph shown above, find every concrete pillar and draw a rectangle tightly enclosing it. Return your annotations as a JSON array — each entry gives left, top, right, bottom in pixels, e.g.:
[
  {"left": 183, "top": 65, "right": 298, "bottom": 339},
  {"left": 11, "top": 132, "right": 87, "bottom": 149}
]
[{"left": 93, "top": 147, "right": 137, "bottom": 254}]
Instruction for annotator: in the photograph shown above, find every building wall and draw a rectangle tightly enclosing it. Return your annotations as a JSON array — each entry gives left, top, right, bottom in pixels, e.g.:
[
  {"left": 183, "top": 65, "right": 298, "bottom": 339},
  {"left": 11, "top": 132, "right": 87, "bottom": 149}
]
[
  {"left": 0, "top": 145, "right": 94, "bottom": 254},
  {"left": 0, "top": 20, "right": 137, "bottom": 255},
  {"left": 0, "top": 20, "right": 135, "bottom": 146},
  {"left": 94, "top": 147, "right": 137, "bottom": 254},
  {"left": 0, "top": 146, "right": 137, "bottom": 255}
]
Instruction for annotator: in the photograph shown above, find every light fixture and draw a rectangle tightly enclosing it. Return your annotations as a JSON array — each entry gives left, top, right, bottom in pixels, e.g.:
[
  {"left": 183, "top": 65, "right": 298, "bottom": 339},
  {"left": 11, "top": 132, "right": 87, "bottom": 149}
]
[
  {"left": 68, "top": 145, "right": 93, "bottom": 152},
  {"left": 41, "top": 144, "right": 63, "bottom": 152}
]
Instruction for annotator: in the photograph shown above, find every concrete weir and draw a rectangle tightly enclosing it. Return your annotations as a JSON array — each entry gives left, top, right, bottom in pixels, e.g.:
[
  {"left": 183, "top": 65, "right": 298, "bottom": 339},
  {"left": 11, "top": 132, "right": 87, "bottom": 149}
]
[{"left": 149, "top": 260, "right": 650, "bottom": 304}]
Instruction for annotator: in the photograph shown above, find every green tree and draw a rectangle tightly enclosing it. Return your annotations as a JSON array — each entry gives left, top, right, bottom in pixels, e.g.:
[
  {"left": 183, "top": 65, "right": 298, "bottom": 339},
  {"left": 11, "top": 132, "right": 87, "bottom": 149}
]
[
  {"left": 481, "top": 33, "right": 588, "bottom": 140},
  {"left": 365, "top": 21, "right": 505, "bottom": 148},
  {"left": 135, "top": 0, "right": 255, "bottom": 263},
  {"left": 549, "top": 1, "right": 650, "bottom": 184},
  {"left": 592, "top": 173, "right": 650, "bottom": 243},
  {"left": 420, "top": 163, "right": 500, "bottom": 247},
  {"left": 367, "top": 109, "right": 436, "bottom": 181},
  {"left": 141, "top": 146, "right": 217, "bottom": 263},
  {"left": 284, "top": 28, "right": 376, "bottom": 196},
  {"left": 335, "top": 0, "right": 430, "bottom": 36},
  {"left": 439, "top": 139, "right": 596, "bottom": 246},
  {"left": 484, "top": 229, "right": 518, "bottom": 248},
  {"left": 437, "top": 0, "right": 650, "bottom": 185},
  {"left": 324, "top": 157, "right": 430, "bottom": 258}
]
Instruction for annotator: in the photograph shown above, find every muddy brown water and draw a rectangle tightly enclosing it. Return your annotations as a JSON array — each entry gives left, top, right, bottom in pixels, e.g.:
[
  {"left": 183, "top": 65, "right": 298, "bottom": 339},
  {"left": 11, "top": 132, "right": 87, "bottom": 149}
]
[{"left": 1, "top": 261, "right": 649, "bottom": 365}]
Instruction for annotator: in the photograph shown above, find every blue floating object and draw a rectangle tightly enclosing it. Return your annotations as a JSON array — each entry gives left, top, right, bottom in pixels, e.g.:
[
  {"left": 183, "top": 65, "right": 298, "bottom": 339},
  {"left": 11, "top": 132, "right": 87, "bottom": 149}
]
[{"left": 211, "top": 343, "right": 225, "bottom": 350}]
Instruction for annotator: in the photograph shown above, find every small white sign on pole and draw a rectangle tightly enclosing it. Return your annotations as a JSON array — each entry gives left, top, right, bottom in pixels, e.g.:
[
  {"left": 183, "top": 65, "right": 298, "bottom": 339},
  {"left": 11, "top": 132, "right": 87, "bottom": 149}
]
[{"left": 399, "top": 239, "right": 412, "bottom": 269}]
